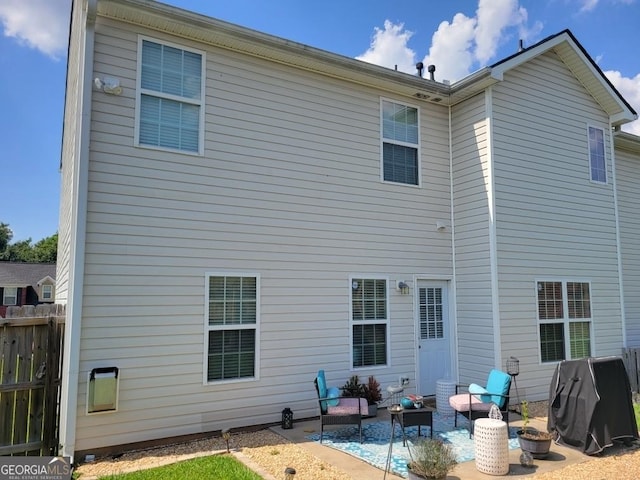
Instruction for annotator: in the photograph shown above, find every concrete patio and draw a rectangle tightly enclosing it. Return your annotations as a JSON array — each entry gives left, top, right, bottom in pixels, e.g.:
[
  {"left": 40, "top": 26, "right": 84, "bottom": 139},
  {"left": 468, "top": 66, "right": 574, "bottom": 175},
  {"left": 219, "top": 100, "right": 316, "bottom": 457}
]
[{"left": 270, "top": 408, "right": 590, "bottom": 479}]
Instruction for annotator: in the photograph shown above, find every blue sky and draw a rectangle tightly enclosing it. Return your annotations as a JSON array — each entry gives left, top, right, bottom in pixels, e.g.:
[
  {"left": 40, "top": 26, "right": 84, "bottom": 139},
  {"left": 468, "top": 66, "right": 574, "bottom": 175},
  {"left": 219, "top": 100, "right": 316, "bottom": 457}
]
[{"left": 1, "top": 0, "right": 639, "bottom": 243}]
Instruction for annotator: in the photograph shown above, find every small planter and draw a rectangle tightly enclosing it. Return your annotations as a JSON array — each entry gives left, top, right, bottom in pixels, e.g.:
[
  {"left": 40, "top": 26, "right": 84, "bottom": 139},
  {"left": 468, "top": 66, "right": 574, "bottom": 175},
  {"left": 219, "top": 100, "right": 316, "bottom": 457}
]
[
  {"left": 366, "top": 403, "right": 378, "bottom": 417},
  {"left": 407, "top": 463, "right": 445, "bottom": 480},
  {"left": 517, "top": 429, "right": 553, "bottom": 459}
]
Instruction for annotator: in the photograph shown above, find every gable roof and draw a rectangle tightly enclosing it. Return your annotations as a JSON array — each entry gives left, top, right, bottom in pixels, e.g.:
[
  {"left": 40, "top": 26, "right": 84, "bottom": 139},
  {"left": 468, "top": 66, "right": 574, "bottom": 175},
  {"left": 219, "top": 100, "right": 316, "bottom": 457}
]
[
  {"left": 94, "top": 0, "right": 636, "bottom": 126},
  {"left": 488, "top": 30, "right": 637, "bottom": 126},
  {"left": 0, "top": 263, "right": 56, "bottom": 288}
]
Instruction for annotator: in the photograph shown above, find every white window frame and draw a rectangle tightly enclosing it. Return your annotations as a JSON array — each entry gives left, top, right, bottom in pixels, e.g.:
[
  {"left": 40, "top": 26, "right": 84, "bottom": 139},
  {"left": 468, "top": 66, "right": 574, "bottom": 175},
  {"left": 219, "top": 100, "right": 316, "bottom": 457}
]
[
  {"left": 135, "top": 36, "right": 205, "bottom": 155},
  {"left": 203, "top": 272, "right": 260, "bottom": 384},
  {"left": 41, "top": 284, "right": 53, "bottom": 301},
  {"left": 536, "top": 279, "right": 593, "bottom": 364},
  {"left": 587, "top": 125, "right": 607, "bottom": 184},
  {"left": 380, "top": 98, "right": 421, "bottom": 187},
  {"left": 3, "top": 287, "right": 17, "bottom": 306},
  {"left": 349, "top": 275, "right": 390, "bottom": 370}
]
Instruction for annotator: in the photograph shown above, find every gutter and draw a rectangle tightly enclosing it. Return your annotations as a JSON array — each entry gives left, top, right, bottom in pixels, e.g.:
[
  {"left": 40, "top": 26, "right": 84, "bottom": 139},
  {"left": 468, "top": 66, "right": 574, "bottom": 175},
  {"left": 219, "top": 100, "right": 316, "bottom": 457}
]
[{"left": 58, "top": 0, "right": 96, "bottom": 462}]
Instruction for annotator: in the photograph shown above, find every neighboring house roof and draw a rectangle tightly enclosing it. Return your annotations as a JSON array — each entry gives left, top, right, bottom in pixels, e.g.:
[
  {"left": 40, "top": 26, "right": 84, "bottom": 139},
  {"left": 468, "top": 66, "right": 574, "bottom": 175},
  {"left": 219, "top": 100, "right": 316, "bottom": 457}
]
[
  {"left": 97, "top": 1, "right": 637, "bottom": 128},
  {"left": 0, "top": 263, "right": 56, "bottom": 288}
]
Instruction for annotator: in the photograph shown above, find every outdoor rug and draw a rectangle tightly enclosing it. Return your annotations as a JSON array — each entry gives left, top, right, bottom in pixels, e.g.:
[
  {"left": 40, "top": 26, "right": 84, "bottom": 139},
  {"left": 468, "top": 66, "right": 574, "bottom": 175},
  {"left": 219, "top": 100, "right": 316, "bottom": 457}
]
[{"left": 306, "top": 413, "right": 520, "bottom": 478}]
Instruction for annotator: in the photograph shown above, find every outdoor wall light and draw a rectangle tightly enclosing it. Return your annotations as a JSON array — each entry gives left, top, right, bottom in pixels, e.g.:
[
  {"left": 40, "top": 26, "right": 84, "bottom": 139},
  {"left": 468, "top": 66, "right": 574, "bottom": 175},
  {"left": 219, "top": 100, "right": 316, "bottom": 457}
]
[
  {"left": 284, "top": 467, "right": 296, "bottom": 479},
  {"left": 396, "top": 281, "right": 410, "bottom": 295},
  {"left": 221, "top": 428, "right": 231, "bottom": 453}
]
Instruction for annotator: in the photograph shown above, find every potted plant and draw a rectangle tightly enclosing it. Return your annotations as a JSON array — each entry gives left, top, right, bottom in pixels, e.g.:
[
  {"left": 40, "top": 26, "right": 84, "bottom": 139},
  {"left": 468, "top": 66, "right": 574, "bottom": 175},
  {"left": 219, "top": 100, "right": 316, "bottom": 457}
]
[
  {"left": 516, "top": 400, "right": 554, "bottom": 459},
  {"left": 363, "top": 375, "right": 382, "bottom": 417},
  {"left": 407, "top": 438, "right": 457, "bottom": 480},
  {"left": 340, "top": 375, "right": 366, "bottom": 398}
]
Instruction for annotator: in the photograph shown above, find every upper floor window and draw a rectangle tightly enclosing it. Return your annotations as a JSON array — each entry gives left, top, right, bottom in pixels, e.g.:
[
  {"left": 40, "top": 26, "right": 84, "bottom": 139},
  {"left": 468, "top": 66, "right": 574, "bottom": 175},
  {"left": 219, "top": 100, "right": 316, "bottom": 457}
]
[
  {"left": 350, "top": 277, "right": 388, "bottom": 368},
  {"left": 42, "top": 284, "right": 53, "bottom": 301},
  {"left": 137, "top": 38, "right": 204, "bottom": 154},
  {"left": 381, "top": 99, "right": 420, "bottom": 186},
  {"left": 3, "top": 287, "right": 17, "bottom": 306},
  {"left": 205, "top": 274, "right": 259, "bottom": 382},
  {"left": 537, "top": 280, "right": 592, "bottom": 363},
  {"left": 588, "top": 126, "right": 606, "bottom": 183}
]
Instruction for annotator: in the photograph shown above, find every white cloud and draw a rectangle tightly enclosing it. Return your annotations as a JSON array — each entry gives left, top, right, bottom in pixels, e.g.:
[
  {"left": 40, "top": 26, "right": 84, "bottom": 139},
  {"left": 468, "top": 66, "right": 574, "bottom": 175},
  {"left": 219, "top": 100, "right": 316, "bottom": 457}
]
[
  {"left": 578, "top": 0, "right": 600, "bottom": 12},
  {"left": 357, "top": 0, "right": 542, "bottom": 83},
  {"left": 422, "top": 14, "right": 476, "bottom": 83},
  {"left": 356, "top": 20, "right": 417, "bottom": 73},
  {"left": 605, "top": 70, "right": 640, "bottom": 135},
  {"left": 0, "top": 0, "right": 71, "bottom": 59}
]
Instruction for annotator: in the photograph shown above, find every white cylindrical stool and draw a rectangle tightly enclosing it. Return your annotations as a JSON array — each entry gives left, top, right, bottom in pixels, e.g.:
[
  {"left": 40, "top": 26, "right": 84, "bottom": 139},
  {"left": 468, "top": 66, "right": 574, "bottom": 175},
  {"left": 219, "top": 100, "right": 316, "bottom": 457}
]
[
  {"left": 435, "top": 379, "right": 457, "bottom": 416},
  {"left": 474, "top": 418, "right": 509, "bottom": 475}
]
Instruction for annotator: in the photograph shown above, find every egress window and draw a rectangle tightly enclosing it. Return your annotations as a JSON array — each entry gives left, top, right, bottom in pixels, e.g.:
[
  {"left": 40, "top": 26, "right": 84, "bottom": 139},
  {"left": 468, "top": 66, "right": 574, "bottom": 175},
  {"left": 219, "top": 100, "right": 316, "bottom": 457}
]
[
  {"left": 381, "top": 99, "right": 420, "bottom": 186},
  {"left": 537, "top": 281, "right": 592, "bottom": 363},
  {"left": 350, "top": 278, "right": 388, "bottom": 368},
  {"left": 205, "top": 274, "right": 259, "bottom": 382},
  {"left": 137, "top": 38, "right": 204, "bottom": 153}
]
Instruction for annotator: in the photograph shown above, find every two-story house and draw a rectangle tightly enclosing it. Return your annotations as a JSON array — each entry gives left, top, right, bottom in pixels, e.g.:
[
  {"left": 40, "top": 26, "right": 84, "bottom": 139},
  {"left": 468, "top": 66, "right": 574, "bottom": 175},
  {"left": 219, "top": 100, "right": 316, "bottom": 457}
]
[
  {"left": 0, "top": 262, "right": 56, "bottom": 317},
  {"left": 57, "top": 0, "right": 639, "bottom": 460}
]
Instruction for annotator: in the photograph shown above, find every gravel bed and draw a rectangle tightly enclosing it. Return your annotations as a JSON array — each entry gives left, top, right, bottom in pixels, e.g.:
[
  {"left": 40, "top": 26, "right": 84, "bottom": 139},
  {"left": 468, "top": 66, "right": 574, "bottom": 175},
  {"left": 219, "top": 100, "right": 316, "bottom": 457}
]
[{"left": 74, "top": 401, "right": 640, "bottom": 480}]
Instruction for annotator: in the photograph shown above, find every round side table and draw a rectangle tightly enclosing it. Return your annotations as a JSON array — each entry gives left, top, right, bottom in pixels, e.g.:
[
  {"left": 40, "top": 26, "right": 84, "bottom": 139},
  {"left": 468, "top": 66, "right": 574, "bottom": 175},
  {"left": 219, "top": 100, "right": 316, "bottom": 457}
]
[
  {"left": 435, "top": 379, "right": 457, "bottom": 416},
  {"left": 474, "top": 418, "right": 509, "bottom": 475}
]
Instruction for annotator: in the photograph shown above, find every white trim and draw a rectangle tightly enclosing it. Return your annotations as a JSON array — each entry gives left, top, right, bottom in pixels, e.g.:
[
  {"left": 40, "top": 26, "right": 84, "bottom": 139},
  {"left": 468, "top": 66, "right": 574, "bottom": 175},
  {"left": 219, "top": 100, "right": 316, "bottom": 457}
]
[
  {"left": 447, "top": 104, "right": 459, "bottom": 382},
  {"left": 485, "top": 88, "right": 502, "bottom": 368},
  {"left": 379, "top": 97, "right": 422, "bottom": 188},
  {"left": 59, "top": 0, "right": 96, "bottom": 461},
  {"left": 203, "top": 272, "right": 261, "bottom": 385},
  {"left": 134, "top": 35, "right": 206, "bottom": 156},
  {"left": 349, "top": 275, "right": 391, "bottom": 371},
  {"left": 610, "top": 121, "right": 627, "bottom": 347}
]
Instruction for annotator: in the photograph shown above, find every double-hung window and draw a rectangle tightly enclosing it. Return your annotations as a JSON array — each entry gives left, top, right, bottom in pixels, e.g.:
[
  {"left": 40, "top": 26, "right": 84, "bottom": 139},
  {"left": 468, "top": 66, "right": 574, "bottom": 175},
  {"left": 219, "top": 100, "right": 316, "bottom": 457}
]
[
  {"left": 537, "top": 280, "right": 592, "bottom": 363},
  {"left": 588, "top": 126, "right": 606, "bottom": 183},
  {"left": 381, "top": 99, "right": 420, "bottom": 186},
  {"left": 351, "top": 278, "right": 388, "bottom": 368},
  {"left": 3, "top": 287, "right": 17, "bottom": 306},
  {"left": 137, "top": 38, "right": 204, "bottom": 153},
  {"left": 42, "top": 284, "right": 53, "bottom": 301},
  {"left": 205, "top": 274, "right": 259, "bottom": 382}
]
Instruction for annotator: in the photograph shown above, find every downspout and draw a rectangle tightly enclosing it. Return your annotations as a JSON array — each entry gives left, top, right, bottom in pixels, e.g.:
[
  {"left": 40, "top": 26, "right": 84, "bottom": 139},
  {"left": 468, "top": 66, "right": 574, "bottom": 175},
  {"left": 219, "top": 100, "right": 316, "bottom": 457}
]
[
  {"left": 59, "top": 0, "right": 96, "bottom": 462},
  {"left": 610, "top": 123, "right": 627, "bottom": 347},
  {"left": 485, "top": 87, "right": 502, "bottom": 367},
  {"left": 449, "top": 103, "right": 459, "bottom": 380}
]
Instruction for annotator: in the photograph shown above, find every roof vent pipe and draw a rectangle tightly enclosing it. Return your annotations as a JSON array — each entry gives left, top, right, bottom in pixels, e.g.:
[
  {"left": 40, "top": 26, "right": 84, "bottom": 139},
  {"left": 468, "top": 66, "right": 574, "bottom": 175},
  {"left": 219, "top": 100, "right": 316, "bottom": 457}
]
[
  {"left": 428, "top": 64, "right": 436, "bottom": 81},
  {"left": 416, "top": 62, "right": 424, "bottom": 77},
  {"left": 518, "top": 39, "right": 524, "bottom": 52}
]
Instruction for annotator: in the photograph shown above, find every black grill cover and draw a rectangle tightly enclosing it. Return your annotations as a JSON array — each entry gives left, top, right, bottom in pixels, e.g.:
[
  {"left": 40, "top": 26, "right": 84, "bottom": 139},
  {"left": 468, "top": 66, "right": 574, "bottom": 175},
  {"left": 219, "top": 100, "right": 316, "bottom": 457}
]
[{"left": 548, "top": 356, "right": 638, "bottom": 455}]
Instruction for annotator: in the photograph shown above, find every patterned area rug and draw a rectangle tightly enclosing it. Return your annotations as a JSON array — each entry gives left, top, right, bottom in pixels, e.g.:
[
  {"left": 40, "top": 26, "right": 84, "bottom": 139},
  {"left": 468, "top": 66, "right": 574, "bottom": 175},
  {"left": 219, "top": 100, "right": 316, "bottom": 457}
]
[{"left": 306, "top": 412, "right": 520, "bottom": 478}]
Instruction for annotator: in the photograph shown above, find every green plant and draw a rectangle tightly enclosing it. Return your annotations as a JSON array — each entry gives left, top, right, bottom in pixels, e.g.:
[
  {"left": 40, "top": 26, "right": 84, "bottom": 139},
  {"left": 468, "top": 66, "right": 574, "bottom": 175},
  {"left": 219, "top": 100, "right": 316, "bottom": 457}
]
[
  {"left": 340, "top": 375, "right": 365, "bottom": 397},
  {"left": 407, "top": 438, "right": 457, "bottom": 479},
  {"left": 518, "top": 400, "right": 553, "bottom": 441}
]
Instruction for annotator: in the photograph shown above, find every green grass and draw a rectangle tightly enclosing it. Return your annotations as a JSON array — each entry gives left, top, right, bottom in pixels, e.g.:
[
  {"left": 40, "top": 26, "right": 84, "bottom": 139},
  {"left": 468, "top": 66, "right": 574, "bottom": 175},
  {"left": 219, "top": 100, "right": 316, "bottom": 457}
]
[
  {"left": 634, "top": 402, "right": 640, "bottom": 429},
  {"left": 94, "top": 454, "right": 263, "bottom": 480}
]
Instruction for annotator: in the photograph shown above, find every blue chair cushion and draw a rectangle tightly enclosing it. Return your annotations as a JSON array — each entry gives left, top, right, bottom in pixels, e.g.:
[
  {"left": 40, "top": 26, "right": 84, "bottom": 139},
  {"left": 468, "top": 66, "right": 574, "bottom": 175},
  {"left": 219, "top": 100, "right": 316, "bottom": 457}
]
[
  {"left": 317, "top": 370, "right": 328, "bottom": 410},
  {"left": 326, "top": 386, "right": 340, "bottom": 407},
  {"left": 484, "top": 369, "right": 511, "bottom": 408},
  {"left": 469, "top": 382, "right": 491, "bottom": 403}
]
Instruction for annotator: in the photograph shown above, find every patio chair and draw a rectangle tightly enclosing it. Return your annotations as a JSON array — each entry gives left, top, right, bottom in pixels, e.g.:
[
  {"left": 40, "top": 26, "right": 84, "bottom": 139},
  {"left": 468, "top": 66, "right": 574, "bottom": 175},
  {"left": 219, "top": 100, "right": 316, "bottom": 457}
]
[
  {"left": 448, "top": 368, "right": 512, "bottom": 438},
  {"left": 314, "top": 370, "right": 367, "bottom": 443}
]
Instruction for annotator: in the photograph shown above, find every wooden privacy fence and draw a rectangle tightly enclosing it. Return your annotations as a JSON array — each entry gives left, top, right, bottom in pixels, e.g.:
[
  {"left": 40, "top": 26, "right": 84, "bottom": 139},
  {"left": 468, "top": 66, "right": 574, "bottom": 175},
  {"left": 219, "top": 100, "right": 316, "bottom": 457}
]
[
  {"left": 0, "top": 305, "right": 65, "bottom": 456},
  {"left": 622, "top": 347, "right": 640, "bottom": 393}
]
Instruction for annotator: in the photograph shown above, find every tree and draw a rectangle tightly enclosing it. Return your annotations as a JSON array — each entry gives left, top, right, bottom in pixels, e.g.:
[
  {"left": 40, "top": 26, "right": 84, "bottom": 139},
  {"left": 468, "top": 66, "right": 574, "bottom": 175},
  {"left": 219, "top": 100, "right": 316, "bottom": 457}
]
[{"left": 0, "top": 222, "right": 57, "bottom": 263}]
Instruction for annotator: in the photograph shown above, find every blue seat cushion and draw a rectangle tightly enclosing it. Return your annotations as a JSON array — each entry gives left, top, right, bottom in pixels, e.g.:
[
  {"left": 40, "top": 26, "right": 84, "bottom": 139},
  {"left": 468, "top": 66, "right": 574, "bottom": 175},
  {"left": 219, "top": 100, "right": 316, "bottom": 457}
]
[
  {"left": 484, "top": 369, "right": 511, "bottom": 408},
  {"left": 326, "top": 386, "right": 340, "bottom": 407}
]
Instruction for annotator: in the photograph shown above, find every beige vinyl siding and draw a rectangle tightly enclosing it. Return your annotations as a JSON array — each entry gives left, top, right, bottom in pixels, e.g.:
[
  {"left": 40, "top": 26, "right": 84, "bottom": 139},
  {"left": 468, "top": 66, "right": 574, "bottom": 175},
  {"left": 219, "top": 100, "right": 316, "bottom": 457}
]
[
  {"left": 56, "top": 1, "right": 89, "bottom": 304},
  {"left": 617, "top": 147, "right": 640, "bottom": 347},
  {"left": 73, "top": 18, "right": 452, "bottom": 450},
  {"left": 451, "top": 92, "right": 496, "bottom": 383},
  {"left": 491, "top": 51, "right": 623, "bottom": 400}
]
